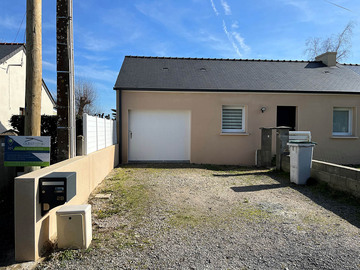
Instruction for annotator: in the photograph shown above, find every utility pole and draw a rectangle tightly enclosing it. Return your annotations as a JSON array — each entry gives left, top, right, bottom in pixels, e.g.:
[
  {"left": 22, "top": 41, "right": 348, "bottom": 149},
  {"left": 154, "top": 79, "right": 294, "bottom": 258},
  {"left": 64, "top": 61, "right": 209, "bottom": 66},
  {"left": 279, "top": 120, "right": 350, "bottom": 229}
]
[
  {"left": 56, "top": 0, "right": 75, "bottom": 162},
  {"left": 24, "top": 0, "right": 42, "bottom": 172}
]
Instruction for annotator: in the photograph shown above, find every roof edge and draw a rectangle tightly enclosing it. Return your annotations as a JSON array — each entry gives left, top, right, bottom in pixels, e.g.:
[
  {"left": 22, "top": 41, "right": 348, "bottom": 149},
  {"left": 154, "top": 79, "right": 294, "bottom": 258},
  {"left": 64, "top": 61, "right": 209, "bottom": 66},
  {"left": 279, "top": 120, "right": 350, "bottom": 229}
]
[
  {"left": 123, "top": 55, "right": 360, "bottom": 66},
  {"left": 42, "top": 79, "right": 56, "bottom": 106},
  {"left": 0, "top": 44, "right": 25, "bottom": 64},
  {"left": 114, "top": 87, "right": 360, "bottom": 95},
  {"left": 124, "top": 55, "right": 312, "bottom": 63}
]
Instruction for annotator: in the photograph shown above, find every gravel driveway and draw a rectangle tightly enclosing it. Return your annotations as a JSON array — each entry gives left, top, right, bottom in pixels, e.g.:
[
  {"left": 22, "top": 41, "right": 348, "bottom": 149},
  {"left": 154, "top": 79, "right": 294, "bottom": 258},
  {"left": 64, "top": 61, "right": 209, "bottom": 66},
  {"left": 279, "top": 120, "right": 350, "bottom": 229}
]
[{"left": 38, "top": 164, "right": 360, "bottom": 270}]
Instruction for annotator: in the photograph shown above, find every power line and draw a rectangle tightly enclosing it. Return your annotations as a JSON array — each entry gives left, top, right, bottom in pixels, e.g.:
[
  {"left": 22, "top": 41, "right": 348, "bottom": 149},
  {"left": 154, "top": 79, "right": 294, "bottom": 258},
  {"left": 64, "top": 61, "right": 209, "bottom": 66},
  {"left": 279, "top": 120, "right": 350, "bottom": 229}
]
[
  {"left": 14, "top": 12, "right": 26, "bottom": 43},
  {"left": 323, "top": 0, "right": 353, "bottom": 13}
]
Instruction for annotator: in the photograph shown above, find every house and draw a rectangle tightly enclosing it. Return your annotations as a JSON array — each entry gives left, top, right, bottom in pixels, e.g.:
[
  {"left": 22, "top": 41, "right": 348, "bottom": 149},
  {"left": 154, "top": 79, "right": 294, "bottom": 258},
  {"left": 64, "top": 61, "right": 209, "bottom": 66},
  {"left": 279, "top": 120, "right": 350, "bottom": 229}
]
[
  {"left": 0, "top": 43, "right": 56, "bottom": 133},
  {"left": 114, "top": 52, "right": 360, "bottom": 165}
]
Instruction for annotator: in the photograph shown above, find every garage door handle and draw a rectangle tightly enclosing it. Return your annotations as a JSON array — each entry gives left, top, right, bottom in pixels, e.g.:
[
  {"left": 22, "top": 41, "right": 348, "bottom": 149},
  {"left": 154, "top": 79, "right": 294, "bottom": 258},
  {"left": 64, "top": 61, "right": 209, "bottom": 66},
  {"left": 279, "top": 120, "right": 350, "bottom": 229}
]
[{"left": 129, "top": 131, "right": 132, "bottom": 139}]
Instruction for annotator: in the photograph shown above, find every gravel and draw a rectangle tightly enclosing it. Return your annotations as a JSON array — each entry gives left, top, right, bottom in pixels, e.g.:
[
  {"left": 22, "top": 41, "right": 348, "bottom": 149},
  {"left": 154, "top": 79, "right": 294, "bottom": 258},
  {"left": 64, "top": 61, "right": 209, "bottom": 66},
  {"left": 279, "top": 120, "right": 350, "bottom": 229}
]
[{"left": 38, "top": 164, "right": 360, "bottom": 270}]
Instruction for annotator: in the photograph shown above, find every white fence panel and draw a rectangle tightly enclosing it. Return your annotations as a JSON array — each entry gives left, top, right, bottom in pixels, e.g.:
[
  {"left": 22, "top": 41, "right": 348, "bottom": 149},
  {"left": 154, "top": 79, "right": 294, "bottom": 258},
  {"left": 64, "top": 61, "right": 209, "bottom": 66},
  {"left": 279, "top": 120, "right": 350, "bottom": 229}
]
[
  {"left": 97, "top": 117, "right": 106, "bottom": 150},
  {"left": 105, "top": 119, "right": 112, "bottom": 147},
  {"left": 84, "top": 114, "right": 97, "bottom": 155},
  {"left": 84, "top": 113, "right": 117, "bottom": 155},
  {"left": 113, "top": 121, "right": 117, "bottom": 145}
]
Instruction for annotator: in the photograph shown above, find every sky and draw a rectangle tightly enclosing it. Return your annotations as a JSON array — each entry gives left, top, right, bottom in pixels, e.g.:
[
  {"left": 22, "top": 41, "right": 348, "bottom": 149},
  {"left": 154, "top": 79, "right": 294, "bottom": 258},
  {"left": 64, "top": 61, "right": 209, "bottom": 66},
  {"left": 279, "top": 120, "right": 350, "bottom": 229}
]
[{"left": 1, "top": 0, "right": 360, "bottom": 116}]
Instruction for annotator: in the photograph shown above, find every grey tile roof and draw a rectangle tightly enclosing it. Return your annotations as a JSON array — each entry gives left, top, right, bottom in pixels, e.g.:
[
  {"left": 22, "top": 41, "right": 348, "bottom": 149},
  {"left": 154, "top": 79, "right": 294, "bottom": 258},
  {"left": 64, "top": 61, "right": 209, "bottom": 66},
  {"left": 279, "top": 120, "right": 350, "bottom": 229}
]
[
  {"left": 0, "top": 43, "right": 25, "bottom": 64},
  {"left": 114, "top": 56, "right": 360, "bottom": 94}
]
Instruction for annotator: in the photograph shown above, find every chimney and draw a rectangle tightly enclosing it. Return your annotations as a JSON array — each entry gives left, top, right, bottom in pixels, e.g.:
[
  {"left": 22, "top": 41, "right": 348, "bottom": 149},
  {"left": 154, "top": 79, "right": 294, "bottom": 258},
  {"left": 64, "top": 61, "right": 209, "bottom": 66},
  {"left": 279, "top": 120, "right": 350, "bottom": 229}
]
[{"left": 315, "top": 52, "right": 337, "bottom": 67}]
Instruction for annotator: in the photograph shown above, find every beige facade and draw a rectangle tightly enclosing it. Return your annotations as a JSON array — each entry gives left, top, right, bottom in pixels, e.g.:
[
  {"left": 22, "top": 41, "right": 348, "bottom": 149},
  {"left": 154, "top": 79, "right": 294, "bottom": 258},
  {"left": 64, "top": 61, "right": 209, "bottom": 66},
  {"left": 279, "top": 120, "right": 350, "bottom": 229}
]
[
  {"left": 121, "top": 90, "right": 360, "bottom": 165},
  {"left": 0, "top": 49, "right": 56, "bottom": 133}
]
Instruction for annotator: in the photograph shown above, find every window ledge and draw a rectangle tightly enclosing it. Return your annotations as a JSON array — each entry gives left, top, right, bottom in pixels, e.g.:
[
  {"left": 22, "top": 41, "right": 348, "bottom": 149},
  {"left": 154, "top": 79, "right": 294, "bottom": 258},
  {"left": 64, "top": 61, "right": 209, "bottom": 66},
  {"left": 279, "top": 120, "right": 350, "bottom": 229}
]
[
  {"left": 331, "top": 136, "right": 358, "bottom": 139},
  {"left": 220, "top": 132, "right": 249, "bottom": 136}
]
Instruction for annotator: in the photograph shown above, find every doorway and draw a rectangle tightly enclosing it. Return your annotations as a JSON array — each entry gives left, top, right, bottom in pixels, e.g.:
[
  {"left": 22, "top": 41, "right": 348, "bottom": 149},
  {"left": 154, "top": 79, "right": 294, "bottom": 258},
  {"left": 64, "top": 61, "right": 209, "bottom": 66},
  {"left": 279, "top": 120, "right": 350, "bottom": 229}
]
[{"left": 277, "top": 106, "right": 296, "bottom": 131}]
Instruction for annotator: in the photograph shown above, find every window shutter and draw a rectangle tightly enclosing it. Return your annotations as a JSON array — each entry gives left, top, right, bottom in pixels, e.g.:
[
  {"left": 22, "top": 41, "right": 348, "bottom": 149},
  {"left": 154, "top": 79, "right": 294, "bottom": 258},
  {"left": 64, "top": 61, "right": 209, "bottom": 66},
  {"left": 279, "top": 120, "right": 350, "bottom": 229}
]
[{"left": 222, "top": 106, "right": 244, "bottom": 132}]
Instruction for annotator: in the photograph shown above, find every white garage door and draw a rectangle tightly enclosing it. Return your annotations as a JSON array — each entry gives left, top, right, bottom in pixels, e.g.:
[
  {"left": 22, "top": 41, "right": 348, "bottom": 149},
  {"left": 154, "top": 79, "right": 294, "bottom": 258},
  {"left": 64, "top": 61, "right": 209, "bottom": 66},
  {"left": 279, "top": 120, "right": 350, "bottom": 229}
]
[{"left": 128, "top": 110, "right": 191, "bottom": 162}]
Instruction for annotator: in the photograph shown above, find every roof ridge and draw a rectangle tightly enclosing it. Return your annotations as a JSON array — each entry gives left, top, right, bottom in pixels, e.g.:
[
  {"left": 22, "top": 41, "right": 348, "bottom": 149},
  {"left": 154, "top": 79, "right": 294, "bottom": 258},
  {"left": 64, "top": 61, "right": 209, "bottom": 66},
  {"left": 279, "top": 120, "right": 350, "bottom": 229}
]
[
  {"left": 0, "top": 43, "right": 25, "bottom": 45},
  {"left": 125, "top": 55, "right": 311, "bottom": 63},
  {"left": 341, "top": 63, "right": 360, "bottom": 66}
]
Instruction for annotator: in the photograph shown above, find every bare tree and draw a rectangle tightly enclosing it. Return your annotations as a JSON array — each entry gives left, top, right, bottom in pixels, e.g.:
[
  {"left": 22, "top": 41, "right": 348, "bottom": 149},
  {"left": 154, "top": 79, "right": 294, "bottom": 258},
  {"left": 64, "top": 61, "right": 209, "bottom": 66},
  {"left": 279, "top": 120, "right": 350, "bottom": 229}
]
[
  {"left": 305, "top": 21, "right": 355, "bottom": 61},
  {"left": 75, "top": 79, "right": 98, "bottom": 117}
]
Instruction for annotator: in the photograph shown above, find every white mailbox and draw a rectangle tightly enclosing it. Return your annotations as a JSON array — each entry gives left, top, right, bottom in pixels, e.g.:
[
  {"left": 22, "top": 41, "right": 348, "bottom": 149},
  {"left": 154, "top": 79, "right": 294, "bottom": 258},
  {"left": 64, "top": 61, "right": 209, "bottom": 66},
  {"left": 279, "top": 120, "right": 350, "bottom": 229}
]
[{"left": 56, "top": 204, "right": 92, "bottom": 249}]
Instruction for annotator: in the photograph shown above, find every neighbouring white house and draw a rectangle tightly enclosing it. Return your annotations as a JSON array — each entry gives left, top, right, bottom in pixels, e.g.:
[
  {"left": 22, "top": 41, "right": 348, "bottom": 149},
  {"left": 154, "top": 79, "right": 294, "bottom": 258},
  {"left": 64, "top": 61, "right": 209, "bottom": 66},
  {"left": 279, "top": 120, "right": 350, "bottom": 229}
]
[{"left": 0, "top": 43, "right": 56, "bottom": 133}]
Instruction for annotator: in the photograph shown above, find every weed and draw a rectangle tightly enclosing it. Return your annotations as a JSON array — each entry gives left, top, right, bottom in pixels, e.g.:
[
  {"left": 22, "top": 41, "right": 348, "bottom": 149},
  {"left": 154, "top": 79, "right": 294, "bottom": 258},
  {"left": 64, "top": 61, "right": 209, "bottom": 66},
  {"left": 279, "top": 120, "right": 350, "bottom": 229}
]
[
  {"left": 58, "top": 249, "right": 78, "bottom": 261},
  {"left": 296, "top": 225, "right": 305, "bottom": 231},
  {"left": 168, "top": 210, "right": 204, "bottom": 228},
  {"left": 233, "top": 203, "right": 270, "bottom": 222},
  {"left": 96, "top": 168, "right": 150, "bottom": 222},
  {"left": 167, "top": 207, "right": 216, "bottom": 228},
  {"left": 302, "top": 213, "right": 328, "bottom": 225}
]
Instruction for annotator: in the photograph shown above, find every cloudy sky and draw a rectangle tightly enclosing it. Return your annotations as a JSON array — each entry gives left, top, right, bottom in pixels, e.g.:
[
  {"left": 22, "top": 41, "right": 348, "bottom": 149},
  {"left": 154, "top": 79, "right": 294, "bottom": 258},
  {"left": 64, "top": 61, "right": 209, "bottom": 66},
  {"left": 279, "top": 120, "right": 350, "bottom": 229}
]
[{"left": 1, "top": 0, "right": 360, "bottom": 115}]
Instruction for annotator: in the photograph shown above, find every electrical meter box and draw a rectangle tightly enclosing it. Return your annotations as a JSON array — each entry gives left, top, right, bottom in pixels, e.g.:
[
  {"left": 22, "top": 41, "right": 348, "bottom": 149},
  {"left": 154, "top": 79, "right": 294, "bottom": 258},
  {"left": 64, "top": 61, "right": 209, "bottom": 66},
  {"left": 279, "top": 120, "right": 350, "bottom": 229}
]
[
  {"left": 57, "top": 204, "right": 92, "bottom": 249},
  {"left": 39, "top": 172, "right": 76, "bottom": 216}
]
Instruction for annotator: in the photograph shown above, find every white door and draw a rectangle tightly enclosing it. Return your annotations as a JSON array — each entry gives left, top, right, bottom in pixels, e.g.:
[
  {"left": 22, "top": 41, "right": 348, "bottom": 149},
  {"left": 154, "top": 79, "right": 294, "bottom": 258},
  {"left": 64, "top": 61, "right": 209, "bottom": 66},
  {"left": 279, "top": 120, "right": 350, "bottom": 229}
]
[{"left": 128, "top": 110, "right": 191, "bottom": 162}]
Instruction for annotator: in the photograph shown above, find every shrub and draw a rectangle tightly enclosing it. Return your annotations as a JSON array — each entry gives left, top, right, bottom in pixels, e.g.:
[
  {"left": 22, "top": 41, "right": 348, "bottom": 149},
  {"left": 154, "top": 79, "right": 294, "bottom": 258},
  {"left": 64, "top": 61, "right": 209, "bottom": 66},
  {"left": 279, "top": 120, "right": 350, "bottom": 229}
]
[{"left": 9, "top": 115, "right": 83, "bottom": 165}]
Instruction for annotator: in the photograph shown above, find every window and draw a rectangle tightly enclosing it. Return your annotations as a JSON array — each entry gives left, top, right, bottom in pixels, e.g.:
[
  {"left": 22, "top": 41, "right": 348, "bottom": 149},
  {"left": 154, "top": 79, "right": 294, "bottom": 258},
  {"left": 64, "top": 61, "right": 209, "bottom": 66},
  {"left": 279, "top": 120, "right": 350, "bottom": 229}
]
[
  {"left": 333, "top": 107, "right": 352, "bottom": 136},
  {"left": 222, "top": 105, "right": 245, "bottom": 133}
]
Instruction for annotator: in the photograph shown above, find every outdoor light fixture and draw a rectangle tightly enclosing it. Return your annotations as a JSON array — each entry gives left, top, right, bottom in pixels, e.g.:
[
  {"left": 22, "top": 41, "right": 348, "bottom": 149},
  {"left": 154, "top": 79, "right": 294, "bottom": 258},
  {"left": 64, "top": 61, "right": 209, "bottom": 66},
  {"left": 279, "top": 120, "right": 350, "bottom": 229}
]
[{"left": 261, "top": 107, "right": 267, "bottom": 113}]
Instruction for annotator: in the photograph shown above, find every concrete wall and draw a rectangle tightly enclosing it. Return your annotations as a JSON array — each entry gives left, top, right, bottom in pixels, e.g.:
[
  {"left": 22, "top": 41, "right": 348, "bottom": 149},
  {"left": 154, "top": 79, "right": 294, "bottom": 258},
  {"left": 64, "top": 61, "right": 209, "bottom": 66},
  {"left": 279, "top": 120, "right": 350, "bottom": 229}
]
[
  {"left": 311, "top": 160, "right": 360, "bottom": 198},
  {"left": 0, "top": 50, "right": 55, "bottom": 133},
  {"left": 14, "top": 144, "right": 119, "bottom": 262},
  {"left": 121, "top": 91, "right": 360, "bottom": 165},
  {"left": 281, "top": 155, "right": 360, "bottom": 198}
]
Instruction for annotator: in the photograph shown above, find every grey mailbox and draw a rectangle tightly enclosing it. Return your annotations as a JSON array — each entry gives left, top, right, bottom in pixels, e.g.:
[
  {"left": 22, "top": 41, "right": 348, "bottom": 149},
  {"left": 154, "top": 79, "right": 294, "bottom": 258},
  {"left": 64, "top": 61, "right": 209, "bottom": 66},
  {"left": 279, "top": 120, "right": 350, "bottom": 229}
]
[{"left": 39, "top": 172, "right": 76, "bottom": 216}]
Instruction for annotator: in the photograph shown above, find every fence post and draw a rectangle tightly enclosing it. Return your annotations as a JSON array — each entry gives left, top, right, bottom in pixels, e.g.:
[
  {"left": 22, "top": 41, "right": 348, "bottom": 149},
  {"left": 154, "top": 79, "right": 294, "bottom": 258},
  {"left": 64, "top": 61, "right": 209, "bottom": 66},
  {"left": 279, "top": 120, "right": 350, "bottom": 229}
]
[
  {"left": 83, "top": 113, "right": 88, "bottom": 155},
  {"left": 76, "top": 135, "right": 84, "bottom": 156},
  {"left": 104, "top": 118, "right": 107, "bottom": 148},
  {"left": 114, "top": 120, "right": 116, "bottom": 145},
  {"left": 96, "top": 116, "right": 98, "bottom": 152}
]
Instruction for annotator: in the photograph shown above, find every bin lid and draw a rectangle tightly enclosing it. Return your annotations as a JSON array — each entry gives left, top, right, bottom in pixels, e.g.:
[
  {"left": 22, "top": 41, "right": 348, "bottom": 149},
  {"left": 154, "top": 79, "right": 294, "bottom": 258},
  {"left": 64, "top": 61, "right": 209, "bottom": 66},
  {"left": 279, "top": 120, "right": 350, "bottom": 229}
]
[
  {"left": 287, "top": 142, "right": 316, "bottom": 147},
  {"left": 56, "top": 204, "right": 91, "bottom": 214}
]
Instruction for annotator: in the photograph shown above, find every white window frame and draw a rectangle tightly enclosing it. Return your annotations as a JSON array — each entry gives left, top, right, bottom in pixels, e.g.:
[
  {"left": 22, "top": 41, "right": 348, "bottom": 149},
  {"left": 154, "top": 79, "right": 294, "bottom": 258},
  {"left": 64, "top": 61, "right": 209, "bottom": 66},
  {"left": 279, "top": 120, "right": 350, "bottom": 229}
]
[
  {"left": 332, "top": 107, "right": 353, "bottom": 136},
  {"left": 221, "top": 105, "right": 245, "bottom": 133}
]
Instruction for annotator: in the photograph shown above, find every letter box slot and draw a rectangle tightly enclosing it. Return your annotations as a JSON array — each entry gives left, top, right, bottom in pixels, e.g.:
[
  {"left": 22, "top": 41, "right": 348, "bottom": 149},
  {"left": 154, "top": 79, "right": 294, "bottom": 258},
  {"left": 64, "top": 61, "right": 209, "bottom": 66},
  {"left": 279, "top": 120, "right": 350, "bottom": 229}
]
[{"left": 39, "top": 172, "right": 76, "bottom": 216}]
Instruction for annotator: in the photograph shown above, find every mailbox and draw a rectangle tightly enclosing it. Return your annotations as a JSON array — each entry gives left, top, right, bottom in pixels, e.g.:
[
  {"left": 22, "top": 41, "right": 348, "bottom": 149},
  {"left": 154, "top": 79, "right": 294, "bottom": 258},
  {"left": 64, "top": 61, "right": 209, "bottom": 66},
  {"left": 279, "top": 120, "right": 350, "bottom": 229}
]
[{"left": 39, "top": 172, "right": 76, "bottom": 216}]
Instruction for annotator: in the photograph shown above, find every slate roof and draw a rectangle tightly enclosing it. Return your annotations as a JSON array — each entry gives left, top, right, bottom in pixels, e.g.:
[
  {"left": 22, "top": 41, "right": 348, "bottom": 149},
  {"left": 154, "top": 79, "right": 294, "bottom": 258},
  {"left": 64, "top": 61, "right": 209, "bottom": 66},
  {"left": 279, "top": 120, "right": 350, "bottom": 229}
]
[
  {"left": 0, "top": 43, "right": 24, "bottom": 64},
  {"left": 114, "top": 56, "right": 360, "bottom": 94}
]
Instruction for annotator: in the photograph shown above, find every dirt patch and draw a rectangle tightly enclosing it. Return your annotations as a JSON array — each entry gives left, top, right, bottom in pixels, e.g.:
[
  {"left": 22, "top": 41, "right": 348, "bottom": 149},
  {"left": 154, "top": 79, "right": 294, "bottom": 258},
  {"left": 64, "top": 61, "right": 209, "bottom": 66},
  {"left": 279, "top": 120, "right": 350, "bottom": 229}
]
[{"left": 38, "top": 164, "right": 360, "bottom": 269}]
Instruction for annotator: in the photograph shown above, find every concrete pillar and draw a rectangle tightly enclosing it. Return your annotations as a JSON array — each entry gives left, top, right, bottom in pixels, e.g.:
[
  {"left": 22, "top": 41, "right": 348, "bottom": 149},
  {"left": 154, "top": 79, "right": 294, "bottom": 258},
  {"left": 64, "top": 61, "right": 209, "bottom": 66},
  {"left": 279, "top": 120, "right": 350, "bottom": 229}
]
[
  {"left": 259, "top": 128, "right": 272, "bottom": 167},
  {"left": 276, "top": 128, "right": 290, "bottom": 170},
  {"left": 76, "top": 135, "right": 84, "bottom": 156}
]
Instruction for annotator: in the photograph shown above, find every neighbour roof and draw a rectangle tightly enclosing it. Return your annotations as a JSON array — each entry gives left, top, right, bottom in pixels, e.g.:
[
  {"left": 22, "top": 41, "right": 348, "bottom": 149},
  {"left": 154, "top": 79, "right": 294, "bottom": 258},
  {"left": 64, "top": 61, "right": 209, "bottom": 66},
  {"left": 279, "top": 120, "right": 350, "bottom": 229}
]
[
  {"left": 114, "top": 56, "right": 360, "bottom": 94},
  {"left": 0, "top": 43, "right": 25, "bottom": 64},
  {"left": 42, "top": 79, "right": 56, "bottom": 107}
]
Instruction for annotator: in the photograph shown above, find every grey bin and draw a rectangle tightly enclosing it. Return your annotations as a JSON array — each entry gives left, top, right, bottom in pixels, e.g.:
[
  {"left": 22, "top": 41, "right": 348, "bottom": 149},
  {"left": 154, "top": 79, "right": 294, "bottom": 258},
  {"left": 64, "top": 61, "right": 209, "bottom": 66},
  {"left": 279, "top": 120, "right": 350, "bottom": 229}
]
[{"left": 287, "top": 142, "right": 315, "bottom": 185}]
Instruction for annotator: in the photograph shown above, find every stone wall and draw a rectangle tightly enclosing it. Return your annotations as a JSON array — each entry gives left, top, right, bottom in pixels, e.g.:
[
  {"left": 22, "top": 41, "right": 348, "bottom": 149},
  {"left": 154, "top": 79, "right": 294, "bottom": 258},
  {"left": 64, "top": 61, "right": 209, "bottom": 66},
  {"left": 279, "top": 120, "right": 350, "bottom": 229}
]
[{"left": 281, "top": 155, "right": 360, "bottom": 198}]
